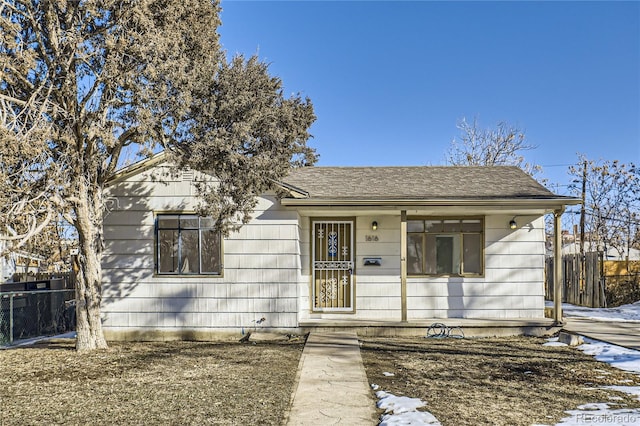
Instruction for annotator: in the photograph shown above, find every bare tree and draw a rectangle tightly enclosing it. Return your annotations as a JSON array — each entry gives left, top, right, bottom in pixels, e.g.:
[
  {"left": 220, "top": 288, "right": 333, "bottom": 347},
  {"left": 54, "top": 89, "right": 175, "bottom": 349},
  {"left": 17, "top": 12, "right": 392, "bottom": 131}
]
[
  {"left": 446, "top": 117, "right": 541, "bottom": 177},
  {"left": 569, "top": 156, "right": 640, "bottom": 260},
  {"left": 0, "top": 0, "right": 316, "bottom": 351}
]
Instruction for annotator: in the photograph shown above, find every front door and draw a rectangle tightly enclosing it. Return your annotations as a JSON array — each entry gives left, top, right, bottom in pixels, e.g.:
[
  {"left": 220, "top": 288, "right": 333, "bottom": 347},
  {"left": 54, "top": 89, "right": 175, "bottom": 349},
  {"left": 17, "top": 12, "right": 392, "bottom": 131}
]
[{"left": 312, "top": 220, "right": 354, "bottom": 312}]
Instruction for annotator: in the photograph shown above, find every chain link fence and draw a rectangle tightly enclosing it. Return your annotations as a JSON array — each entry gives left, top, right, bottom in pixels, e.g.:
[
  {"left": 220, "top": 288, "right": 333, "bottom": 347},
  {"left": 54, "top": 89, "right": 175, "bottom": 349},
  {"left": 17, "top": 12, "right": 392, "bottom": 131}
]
[{"left": 0, "top": 289, "right": 75, "bottom": 345}]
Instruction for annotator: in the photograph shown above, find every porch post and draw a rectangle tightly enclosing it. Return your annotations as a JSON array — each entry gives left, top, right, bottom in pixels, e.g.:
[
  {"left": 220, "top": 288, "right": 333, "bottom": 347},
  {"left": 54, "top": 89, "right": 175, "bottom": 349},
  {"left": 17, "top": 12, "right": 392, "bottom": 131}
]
[
  {"left": 553, "top": 207, "right": 565, "bottom": 324},
  {"left": 400, "top": 210, "right": 407, "bottom": 322}
]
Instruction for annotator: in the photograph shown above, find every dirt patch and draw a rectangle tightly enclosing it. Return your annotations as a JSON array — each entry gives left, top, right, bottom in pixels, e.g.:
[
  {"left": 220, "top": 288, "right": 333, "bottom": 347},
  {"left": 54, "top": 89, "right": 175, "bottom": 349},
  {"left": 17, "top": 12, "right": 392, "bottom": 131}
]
[
  {"left": 360, "top": 336, "right": 640, "bottom": 426},
  {"left": 0, "top": 338, "right": 304, "bottom": 425}
]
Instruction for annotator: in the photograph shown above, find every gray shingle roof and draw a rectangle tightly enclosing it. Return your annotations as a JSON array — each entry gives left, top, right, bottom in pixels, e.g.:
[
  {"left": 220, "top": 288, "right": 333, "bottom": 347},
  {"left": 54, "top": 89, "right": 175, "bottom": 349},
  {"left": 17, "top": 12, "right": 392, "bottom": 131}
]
[{"left": 281, "top": 166, "right": 562, "bottom": 200}]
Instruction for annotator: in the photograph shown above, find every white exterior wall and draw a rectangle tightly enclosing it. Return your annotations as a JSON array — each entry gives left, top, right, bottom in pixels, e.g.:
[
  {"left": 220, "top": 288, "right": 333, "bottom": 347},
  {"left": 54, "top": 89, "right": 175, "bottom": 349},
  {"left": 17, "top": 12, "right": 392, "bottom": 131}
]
[
  {"left": 299, "top": 213, "right": 546, "bottom": 322},
  {"left": 103, "top": 162, "right": 547, "bottom": 338},
  {"left": 407, "top": 215, "right": 546, "bottom": 319},
  {"left": 298, "top": 215, "right": 403, "bottom": 321},
  {"left": 102, "top": 165, "right": 301, "bottom": 338},
  {"left": 0, "top": 241, "right": 13, "bottom": 282}
]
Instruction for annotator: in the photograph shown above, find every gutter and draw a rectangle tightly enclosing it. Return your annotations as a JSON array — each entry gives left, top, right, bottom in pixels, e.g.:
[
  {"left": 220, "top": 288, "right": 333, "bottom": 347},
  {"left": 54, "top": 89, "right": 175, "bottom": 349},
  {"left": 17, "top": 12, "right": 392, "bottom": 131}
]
[{"left": 280, "top": 197, "right": 582, "bottom": 208}]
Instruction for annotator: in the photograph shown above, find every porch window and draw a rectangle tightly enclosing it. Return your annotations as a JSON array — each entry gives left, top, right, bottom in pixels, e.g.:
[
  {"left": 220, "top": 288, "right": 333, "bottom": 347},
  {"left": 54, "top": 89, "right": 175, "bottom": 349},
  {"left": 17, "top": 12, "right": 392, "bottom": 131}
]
[
  {"left": 155, "top": 214, "right": 221, "bottom": 275},
  {"left": 407, "top": 218, "right": 483, "bottom": 276}
]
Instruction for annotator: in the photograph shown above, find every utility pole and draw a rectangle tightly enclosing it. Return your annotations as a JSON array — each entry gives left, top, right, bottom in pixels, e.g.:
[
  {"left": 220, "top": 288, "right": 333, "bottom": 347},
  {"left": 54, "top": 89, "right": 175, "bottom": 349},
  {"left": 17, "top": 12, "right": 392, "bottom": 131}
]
[
  {"left": 579, "top": 160, "right": 587, "bottom": 257},
  {"left": 579, "top": 160, "right": 587, "bottom": 297}
]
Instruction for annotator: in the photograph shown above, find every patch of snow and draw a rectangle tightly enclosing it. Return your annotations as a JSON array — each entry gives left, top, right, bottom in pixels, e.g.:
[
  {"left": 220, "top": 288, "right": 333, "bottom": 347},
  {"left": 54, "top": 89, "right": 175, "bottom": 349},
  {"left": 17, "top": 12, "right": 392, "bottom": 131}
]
[
  {"left": 380, "top": 410, "right": 442, "bottom": 426},
  {"left": 543, "top": 336, "right": 640, "bottom": 425},
  {"left": 376, "top": 391, "right": 426, "bottom": 414},
  {"left": 544, "top": 341, "right": 568, "bottom": 347},
  {"left": 577, "top": 339, "right": 640, "bottom": 374},
  {"left": 604, "top": 386, "right": 640, "bottom": 402},
  {"left": 376, "top": 391, "right": 441, "bottom": 426},
  {"left": 555, "top": 403, "right": 640, "bottom": 425},
  {"left": 553, "top": 301, "right": 640, "bottom": 323},
  {"left": 544, "top": 337, "right": 568, "bottom": 347},
  {"left": 383, "top": 371, "right": 395, "bottom": 377}
]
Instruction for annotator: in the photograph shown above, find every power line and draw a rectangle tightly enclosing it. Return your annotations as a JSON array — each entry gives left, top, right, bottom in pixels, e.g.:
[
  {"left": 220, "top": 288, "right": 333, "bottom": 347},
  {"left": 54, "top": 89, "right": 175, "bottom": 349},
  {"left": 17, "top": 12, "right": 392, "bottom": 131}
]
[{"left": 565, "top": 209, "right": 640, "bottom": 226}]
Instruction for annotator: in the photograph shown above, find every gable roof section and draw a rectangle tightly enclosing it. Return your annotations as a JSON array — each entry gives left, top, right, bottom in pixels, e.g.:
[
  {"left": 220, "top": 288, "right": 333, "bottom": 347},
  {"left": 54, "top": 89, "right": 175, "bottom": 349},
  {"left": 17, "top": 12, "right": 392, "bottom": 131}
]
[
  {"left": 106, "top": 153, "right": 580, "bottom": 210},
  {"left": 279, "top": 166, "right": 580, "bottom": 208},
  {"left": 106, "top": 151, "right": 168, "bottom": 185}
]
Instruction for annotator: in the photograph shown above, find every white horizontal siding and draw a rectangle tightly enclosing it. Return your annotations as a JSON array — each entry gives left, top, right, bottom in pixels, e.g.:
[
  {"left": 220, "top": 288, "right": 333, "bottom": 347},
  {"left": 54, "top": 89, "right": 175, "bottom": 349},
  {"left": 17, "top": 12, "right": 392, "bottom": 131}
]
[
  {"left": 408, "top": 280, "right": 485, "bottom": 297},
  {"left": 105, "top": 312, "right": 298, "bottom": 329},
  {"left": 103, "top": 280, "right": 298, "bottom": 299},
  {"left": 105, "top": 195, "right": 201, "bottom": 212},
  {"left": 103, "top": 239, "right": 154, "bottom": 256},
  {"left": 485, "top": 240, "right": 546, "bottom": 256},
  {"left": 104, "top": 210, "right": 153, "bottom": 226},
  {"left": 224, "top": 239, "right": 300, "bottom": 255},
  {"left": 300, "top": 214, "right": 546, "bottom": 321},
  {"left": 484, "top": 267, "right": 543, "bottom": 283},
  {"left": 104, "top": 164, "right": 550, "bottom": 332},
  {"left": 404, "top": 215, "right": 545, "bottom": 320},
  {"left": 102, "top": 164, "right": 302, "bottom": 333},
  {"left": 406, "top": 309, "right": 542, "bottom": 319},
  {"left": 231, "top": 223, "right": 299, "bottom": 240},
  {"left": 485, "top": 253, "right": 545, "bottom": 269},
  {"left": 224, "top": 254, "right": 300, "bottom": 269},
  {"left": 104, "top": 224, "right": 154, "bottom": 240}
]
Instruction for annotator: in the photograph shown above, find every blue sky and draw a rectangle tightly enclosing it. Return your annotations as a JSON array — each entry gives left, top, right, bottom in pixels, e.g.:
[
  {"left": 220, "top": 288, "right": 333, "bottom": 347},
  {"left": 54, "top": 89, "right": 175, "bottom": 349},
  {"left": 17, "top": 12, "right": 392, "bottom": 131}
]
[{"left": 218, "top": 1, "right": 639, "bottom": 195}]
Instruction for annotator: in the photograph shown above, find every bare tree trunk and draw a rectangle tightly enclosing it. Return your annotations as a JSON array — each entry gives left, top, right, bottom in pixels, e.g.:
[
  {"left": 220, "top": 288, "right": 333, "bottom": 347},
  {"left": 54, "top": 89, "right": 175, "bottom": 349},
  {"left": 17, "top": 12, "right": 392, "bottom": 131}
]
[{"left": 74, "top": 181, "right": 108, "bottom": 351}]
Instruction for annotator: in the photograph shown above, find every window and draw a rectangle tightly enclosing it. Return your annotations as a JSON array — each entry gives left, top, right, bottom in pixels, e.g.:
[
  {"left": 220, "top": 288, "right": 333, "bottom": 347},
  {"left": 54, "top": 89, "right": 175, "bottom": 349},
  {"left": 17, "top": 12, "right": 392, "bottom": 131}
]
[
  {"left": 156, "top": 214, "right": 221, "bottom": 275},
  {"left": 407, "top": 218, "right": 483, "bottom": 276}
]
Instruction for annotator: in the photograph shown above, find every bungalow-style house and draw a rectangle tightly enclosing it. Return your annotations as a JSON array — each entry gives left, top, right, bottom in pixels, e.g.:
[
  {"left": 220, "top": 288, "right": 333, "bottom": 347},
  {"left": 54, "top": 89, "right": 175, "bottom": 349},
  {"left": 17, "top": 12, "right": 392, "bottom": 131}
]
[
  {"left": 101, "top": 153, "right": 580, "bottom": 340},
  {"left": 562, "top": 242, "right": 640, "bottom": 261}
]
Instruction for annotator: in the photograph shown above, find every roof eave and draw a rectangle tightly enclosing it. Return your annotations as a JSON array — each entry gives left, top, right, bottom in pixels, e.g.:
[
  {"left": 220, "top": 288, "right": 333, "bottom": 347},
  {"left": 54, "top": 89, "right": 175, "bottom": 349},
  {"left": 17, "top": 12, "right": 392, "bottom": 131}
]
[
  {"left": 106, "top": 151, "right": 167, "bottom": 185},
  {"left": 271, "top": 180, "right": 310, "bottom": 199},
  {"left": 280, "top": 197, "right": 582, "bottom": 209}
]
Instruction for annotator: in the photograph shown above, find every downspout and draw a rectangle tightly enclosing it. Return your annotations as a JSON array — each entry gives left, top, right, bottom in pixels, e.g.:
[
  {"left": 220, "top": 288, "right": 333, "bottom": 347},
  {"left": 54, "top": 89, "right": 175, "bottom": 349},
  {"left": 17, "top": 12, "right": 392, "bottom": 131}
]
[
  {"left": 400, "top": 210, "right": 407, "bottom": 322},
  {"left": 554, "top": 207, "right": 565, "bottom": 324}
]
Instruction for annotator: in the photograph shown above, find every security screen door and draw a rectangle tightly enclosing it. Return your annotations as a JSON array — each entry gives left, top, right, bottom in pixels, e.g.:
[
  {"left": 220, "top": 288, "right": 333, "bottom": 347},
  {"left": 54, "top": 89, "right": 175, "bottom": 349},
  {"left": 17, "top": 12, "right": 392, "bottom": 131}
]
[{"left": 312, "top": 220, "right": 354, "bottom": 311}]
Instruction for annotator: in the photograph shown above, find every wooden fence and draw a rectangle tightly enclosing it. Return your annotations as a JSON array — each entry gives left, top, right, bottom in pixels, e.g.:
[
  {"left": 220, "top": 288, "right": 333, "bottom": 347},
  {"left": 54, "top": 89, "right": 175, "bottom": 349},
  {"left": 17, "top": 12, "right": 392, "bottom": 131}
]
[
  {"left": 9, "top": 271, "right": 76, "bottom": 289},
  {"left": 545, "top": 252, "right": 606, "bottom": 308},
  {"left": 602, "top": 260, "right": 640, "bottom": 307}
]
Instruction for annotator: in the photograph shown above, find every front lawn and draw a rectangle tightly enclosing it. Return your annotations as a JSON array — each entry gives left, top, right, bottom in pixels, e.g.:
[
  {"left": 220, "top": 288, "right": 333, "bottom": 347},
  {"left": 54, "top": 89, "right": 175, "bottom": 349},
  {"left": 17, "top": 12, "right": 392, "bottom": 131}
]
[
  {"left": 360, "top": 336, "right": 640, "bottom": 426},
  {"left": 0, "top": 338, "right": 304, "bottom": 425}
]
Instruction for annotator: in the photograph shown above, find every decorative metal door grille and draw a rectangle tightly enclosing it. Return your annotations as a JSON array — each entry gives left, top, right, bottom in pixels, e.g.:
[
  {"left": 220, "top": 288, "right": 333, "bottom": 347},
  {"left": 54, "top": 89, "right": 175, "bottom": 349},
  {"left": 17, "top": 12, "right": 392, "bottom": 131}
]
[{"left": 312, "top": 221, "right": 354, "bottom": 311}]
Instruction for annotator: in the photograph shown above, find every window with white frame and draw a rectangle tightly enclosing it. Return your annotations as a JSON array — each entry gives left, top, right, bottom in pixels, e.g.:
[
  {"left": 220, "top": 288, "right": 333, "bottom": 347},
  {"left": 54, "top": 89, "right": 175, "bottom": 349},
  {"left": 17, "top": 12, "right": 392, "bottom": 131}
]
[
  {"left": 407, "top": 218, "right": 483, "bottom": 276},
  {"left": 156, "top": 214, "right": 221, "bottom": 275}
]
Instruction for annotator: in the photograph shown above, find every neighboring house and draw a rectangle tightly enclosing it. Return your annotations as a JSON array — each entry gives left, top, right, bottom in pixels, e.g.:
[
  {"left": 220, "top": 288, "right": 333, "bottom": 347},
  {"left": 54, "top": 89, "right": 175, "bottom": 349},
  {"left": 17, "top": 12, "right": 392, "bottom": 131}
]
[
  {"left": 1, "top": 232, "right": 46, "bottom": 282},
  {"left": 101, "top": 153, "right": 580, "bottom": 340},
  {"left": 1, "top": 250, "right": 46, "bottom": 282},
  {"left": 562, "top": 242, "right": 640, "bottom": 261}
]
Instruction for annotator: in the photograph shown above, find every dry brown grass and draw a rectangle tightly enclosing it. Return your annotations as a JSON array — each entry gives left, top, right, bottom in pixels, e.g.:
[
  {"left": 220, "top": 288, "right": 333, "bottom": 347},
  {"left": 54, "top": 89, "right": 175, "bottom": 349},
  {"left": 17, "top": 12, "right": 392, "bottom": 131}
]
[
  {"left": 360, "top": 336, "right": 640, "bottom": 426},
  {"left": 4, "top": 334, "right": 639, "bottom": 426},
  {"left": 0, "top": 338, "right": 304, "bottom": 425}
]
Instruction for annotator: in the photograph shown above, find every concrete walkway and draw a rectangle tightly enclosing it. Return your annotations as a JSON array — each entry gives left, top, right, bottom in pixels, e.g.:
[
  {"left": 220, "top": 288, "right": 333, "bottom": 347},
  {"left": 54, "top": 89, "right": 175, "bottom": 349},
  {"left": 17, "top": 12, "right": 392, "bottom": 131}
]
[
  {"left": 563, "top": 317, "right": 640, "bottom": 350},
  {"left": 286, "top": 331, "right": 378, "bottom": 425}
]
